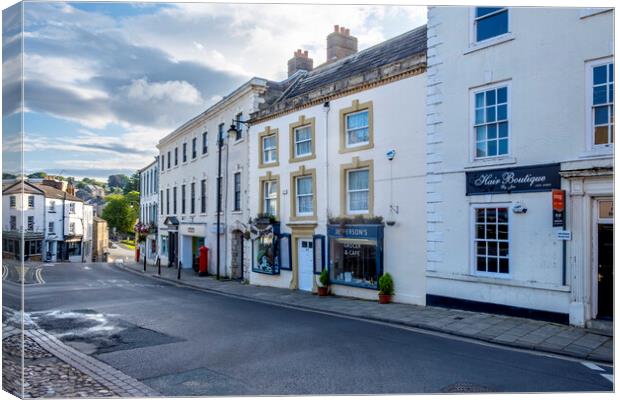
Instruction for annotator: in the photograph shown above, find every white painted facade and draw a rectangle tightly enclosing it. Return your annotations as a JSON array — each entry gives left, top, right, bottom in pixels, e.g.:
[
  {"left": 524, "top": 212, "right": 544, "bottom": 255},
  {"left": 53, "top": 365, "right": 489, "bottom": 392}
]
[
  {"left": 425, "top": 7, "right": 613, "bottom": 325},
  {"left": 157, "top": 78, "right": 269, "bottom": 278},
  {"left": 139, "top": 157, "right": 159, "bottom": 264},
  {"left": 249, "top": 74, "right": 428, "bottom": 305}
]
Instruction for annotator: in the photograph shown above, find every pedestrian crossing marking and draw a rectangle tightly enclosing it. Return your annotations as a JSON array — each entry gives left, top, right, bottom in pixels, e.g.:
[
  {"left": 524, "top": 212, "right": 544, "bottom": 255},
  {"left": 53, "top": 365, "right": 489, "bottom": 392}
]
[
  {"left": 581, "top": 362, "right": 605, "bottom": 371},
  {"left": 602, "top": 374, "right": 613, "bottom": 383}
]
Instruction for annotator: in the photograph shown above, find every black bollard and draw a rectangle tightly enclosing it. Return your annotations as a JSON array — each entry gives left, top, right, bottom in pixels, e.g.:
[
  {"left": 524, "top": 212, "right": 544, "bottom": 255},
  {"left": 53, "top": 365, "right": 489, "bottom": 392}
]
[
  {"left": 157, "top": 257, "right": 161, "bottom": 276},
  {"left": 143, "top": 254, "right": 147, "bottom": 272},
  {"left": 177, "top": 261, "right": 182, "bottom": 280}
]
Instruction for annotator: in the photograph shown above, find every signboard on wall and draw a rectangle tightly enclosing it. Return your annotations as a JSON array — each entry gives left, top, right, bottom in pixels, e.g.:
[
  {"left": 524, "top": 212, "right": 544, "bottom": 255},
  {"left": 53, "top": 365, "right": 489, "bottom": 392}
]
[
  {"left": 466, "top": 163, "right": 561, "bottom": 195},
  {"left": 552, "top": 189, "right": 565, "bottom": 227}
]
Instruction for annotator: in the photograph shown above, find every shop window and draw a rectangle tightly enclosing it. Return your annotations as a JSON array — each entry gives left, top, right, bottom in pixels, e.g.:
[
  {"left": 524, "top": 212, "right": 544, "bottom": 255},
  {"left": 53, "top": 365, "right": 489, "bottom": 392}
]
[
  {"left": 25, "top": 240, "right": 42, "bottom": 256},
  {"left": 473, "top": 206, "right": 510, "bottom": 275},
  {"left": 474, "top": 7, "right": 508, "bottom": 42},
  {"left": 328, "top": 224, "right": 383, "bottom": 289},
  {"left": 253, "top": 224, "right": 290, "bottom": 275},
  {"left": 473, "top": 84, "right": 509, "bottom": 159},
  {"left": 67, "top": 241, "right": 81, "bottom": 256},
  {"left": 161, "top": 235, "right": 168, "bottom": 254}
]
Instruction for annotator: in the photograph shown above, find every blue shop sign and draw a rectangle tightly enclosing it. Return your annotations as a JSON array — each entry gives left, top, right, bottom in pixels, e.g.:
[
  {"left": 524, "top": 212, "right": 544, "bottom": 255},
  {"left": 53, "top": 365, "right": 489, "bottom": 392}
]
[
  {"left": 466, "top": 163, "right": 561, "bottom": 195},
  {"left": 327, "top": 224, "right": 384, "bottom": 289}
]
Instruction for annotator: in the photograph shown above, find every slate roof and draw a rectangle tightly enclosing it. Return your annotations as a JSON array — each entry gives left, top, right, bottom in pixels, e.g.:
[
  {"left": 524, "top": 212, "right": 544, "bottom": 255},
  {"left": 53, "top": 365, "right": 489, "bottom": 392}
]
[
  {"left": 283, "top": 24, "right": 427, "bottom": 101},
  {"left": 2, "top": 180, "right": 44, "bottom": 195},
  {"left": 34, "top": 183, "right": 83, "bottom": 202}
]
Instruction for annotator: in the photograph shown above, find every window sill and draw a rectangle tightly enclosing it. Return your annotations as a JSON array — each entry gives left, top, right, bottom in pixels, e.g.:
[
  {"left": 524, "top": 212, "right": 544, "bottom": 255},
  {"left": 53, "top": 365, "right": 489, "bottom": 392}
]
[
  {"left": 231, "top": 210, "right": 243, "bottom": 215},
  {"left": 464, "top": 33, "right": 515, "bottom": 55},
  {"left": 464, "top": 156, "right": 517, "bottom": 170},
  {"left": 579, "top": 146, "right": 613, "bottom": 159}
]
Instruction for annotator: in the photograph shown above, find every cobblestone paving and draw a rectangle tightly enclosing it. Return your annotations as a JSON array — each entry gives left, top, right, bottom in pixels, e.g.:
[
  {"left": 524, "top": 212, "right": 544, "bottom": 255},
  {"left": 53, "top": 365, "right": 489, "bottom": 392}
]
[
  {"left": 2, "top": 307, "right": 159, "bottom": 398},
  {"left": 119, "top": 261, "right": 613, "bottom": 363}
]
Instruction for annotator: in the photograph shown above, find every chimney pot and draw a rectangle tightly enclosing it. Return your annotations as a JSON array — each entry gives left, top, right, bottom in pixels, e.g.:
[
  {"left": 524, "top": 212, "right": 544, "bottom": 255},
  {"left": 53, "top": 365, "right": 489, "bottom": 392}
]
[
  {"left": 287, "top": 48, "right": 313, "bottom": 77},
  {"left": 334, "top": 24, "right": 339, "bottom": 32},
  {"left": 326, "top": 25, "right": 358, "bottom": 63}
]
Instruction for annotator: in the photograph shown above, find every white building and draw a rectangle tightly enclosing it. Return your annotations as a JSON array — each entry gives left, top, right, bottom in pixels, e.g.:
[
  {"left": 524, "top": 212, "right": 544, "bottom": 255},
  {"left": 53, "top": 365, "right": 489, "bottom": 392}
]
[
  {"left": 138, "top": 157, "right": 159, "bottom": 264},
  {"left": 157, "top": 78, "right": 277, "bottom": 278},
  {"left": 425, "top": 7, "right": 613, "bottom": 327},
  {"left": 2, "top": 179, "right": 93, "bottom": 262},
  {"left": 247, "top": 25, "right": 428, "bottom": 304}
]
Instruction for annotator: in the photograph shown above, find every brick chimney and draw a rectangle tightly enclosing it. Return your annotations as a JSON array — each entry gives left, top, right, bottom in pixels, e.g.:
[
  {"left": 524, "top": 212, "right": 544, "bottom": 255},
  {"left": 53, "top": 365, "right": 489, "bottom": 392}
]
[
  {"left": 66, "top": 182, "right": 76, "bottom": 196},
  {"left": 326, "top": 25, "right": 357, "bottom": 63},
  {"left": 287, "top": 49, "right": 313, "bottom": 77}
]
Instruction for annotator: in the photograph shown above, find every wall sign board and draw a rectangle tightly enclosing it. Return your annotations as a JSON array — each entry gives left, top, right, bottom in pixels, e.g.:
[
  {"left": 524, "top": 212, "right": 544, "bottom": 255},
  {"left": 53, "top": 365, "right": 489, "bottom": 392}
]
[
  {"left": 466, "top": 163, "right": 561, "bottom": 195},
  {"left": 552, "top": 189, "right": 565, "bottom": 227}
]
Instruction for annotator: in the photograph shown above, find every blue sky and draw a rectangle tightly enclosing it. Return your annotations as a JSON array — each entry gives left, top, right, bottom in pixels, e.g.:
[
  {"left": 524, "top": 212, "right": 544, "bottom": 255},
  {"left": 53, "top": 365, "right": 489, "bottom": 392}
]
[{"left": 3, "top": 1, "right": 426, "bottom": 180}]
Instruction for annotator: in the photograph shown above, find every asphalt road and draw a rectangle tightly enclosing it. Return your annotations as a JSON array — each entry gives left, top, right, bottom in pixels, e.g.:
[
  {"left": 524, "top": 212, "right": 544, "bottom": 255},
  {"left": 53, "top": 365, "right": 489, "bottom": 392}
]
[{"left": 3, "top": 261, "right": 613, "bottom": 395}]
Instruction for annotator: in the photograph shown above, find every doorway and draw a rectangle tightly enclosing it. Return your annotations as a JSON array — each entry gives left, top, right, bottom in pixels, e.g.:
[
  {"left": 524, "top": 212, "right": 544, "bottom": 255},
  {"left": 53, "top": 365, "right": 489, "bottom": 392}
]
[
  {"left": 298, "top": 239, "right": 314, "bottom": 291},
  {"left": 594, "top": 198, "right": 613, "bottom": 320},
  {"left": 168, "top": 232, "right": 178, "bottom": 267}
]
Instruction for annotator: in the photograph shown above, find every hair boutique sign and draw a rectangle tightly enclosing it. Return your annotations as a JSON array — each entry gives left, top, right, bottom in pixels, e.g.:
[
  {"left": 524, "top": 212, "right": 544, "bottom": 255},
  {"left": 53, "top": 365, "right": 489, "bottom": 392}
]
[{"left": 466, "top": 163, "right": 561, "bottom": 195}]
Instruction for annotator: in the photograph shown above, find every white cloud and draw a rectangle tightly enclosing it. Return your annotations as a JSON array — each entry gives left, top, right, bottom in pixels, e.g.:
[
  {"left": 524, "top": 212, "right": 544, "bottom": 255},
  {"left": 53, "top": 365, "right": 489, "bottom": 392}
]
[{"left": 125, "top": 77, "right": 203, "bottom": 105}]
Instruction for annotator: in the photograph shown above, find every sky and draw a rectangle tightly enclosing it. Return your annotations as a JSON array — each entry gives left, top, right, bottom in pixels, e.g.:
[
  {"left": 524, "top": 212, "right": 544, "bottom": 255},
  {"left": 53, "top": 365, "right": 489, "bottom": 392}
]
[{"left": 2, "top": 1, "right": 426, "bottom": 180}]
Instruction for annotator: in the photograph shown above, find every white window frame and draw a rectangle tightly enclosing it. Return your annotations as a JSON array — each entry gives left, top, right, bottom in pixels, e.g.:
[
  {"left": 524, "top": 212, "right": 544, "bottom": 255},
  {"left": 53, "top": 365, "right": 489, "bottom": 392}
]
[
  {"left": 69, "top": 222, "right": 76, "bottom": 235},
  {"left": 470, "top": 80, "right": 512, "bottom": 162},
  {"left": 470, "top": 7, "right": 510, "bottom": 45},
  {"left": 9, "top": 195, "right": 16, "bottom": 208},
  {"left": 345, "top": 110, "right": 370, "bottom": 148},
  {"left": 48, "top": 222, "right": 54, "bottom": 234},
  {"left": 294, "top": 125, "right": 312, "bottom": 157},
  {"left": 233, "top": 172, "right": 241, "bottom": 212},
  {"left": 10, "top": 215, "right": 16, "bottom": 230},
  {"left": 470, "top": 203, "right": 512, "bottom": 279},
  {"left": 28, "top": 195, "right": 35, "bottom": 209},
  {"left": 585, "top": 57, "right": 614, "bottom": 153},
  {"left": 262, "top": 135, "right": 277, "bottom": 164},
  {"left": 48, "top": 201, "right": 55, "bottom": 212},
  {"left": 263, "top": 180, "right": 277, "bottom": 216},
  {"left": 295, "top": 176, "right": 313, "bottom": 216},
  {"left": 346, "top": 168, "right": 369, "bottom": 215},
  {"left": 69, "top": 203, "right": 76, "bottom": 214},
  {"left": 27, "top": 216, "right": 34, "bottom": 231}
]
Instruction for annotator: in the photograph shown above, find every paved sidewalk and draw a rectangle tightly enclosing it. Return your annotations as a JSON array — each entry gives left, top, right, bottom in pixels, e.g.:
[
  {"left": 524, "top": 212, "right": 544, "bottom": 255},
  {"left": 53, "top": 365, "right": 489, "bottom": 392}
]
[
  {"left": 117, "top": 260, "right": 613, "bottom": 363},
  {"left": 2, "top": 307, "right": 159, "bottom": 398}
]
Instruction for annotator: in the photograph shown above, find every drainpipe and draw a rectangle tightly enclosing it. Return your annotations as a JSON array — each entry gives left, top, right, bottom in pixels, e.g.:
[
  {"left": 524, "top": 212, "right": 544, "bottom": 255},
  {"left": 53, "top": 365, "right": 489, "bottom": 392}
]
[
  {"left": 62, "top": 192, "right": 66, "bottom": 261},
  {"left": 323, "top": 102, "right": 331, "bottom": 220}
]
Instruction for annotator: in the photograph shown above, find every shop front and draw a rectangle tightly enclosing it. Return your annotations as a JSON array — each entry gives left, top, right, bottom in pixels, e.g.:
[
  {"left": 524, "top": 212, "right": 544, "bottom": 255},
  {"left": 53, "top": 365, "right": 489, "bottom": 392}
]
[
  {"left": 179, "top": 222, "right": 207, "bottom": 270},
  {"left": 327, "top": 224, "right": 384, "bottom": 291}
]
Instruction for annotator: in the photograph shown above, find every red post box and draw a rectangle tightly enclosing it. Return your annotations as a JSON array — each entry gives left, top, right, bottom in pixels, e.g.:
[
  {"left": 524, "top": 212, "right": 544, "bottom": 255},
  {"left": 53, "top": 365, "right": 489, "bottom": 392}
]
[
  {"left": 199, "top": 246, "right": 209, "bottom": 276},
  {"left": 135, "top": 247, "right": 140, "bottom": 262}
]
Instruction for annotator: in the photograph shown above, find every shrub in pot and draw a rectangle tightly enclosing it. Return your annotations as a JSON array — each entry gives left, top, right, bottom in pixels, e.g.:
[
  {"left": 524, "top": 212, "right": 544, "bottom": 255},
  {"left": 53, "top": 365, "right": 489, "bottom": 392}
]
[
  {"left": 318, "top": 269, "right": 329, "bottom": 296},
  {"left": 378, "top": 273, "right": 394, "bottom": 304}
]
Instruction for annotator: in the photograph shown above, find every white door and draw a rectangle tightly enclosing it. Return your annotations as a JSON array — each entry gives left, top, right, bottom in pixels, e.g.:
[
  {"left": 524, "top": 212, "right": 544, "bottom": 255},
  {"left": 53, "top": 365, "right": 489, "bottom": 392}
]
[{"left": 298, "top": 239, "right": 314, "bottom": 291}]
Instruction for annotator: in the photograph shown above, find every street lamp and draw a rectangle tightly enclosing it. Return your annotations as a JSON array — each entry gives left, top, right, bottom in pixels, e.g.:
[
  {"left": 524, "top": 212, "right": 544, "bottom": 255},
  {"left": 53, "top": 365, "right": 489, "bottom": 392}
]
[{"left": 213, "top": 119, "right": 250, "bottom": 280}]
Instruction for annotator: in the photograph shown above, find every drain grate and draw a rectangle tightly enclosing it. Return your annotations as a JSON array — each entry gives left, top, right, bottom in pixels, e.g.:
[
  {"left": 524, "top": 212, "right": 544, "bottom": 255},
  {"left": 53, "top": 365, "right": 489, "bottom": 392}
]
[{"left": 441, "top": 383, "right": 493, "bottom": 393}]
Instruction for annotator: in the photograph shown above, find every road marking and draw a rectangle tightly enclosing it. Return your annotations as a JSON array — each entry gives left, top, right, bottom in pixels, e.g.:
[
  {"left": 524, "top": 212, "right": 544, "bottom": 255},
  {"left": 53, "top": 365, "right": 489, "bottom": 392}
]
[
  {"left": 84, "top": 266, "right": 91, "bottom": 270},
  {"left": 601, "top": 374, "right": 613, "bottom": 383},
  {"left": 582, "top": 361, "right": 605, "bottom": 371},
  {"left": 2, "top": 265, "right": 8, "bottom": 280},
  {"left": 35, "top": 268, "right": 46, "bottom": 284}
]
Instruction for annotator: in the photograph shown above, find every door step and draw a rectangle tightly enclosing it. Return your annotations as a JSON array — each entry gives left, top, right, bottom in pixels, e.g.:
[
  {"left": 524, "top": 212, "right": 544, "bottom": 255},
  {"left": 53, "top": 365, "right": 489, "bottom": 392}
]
[{"left": 586, "top": 319, "right": 613, "bottom": 336}]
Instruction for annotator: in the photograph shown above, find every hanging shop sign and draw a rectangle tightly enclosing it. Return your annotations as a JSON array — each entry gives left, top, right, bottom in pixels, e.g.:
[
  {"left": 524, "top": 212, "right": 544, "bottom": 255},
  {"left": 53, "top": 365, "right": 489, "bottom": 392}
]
[
  {"left": 552, "top": 189, "right": 565, "bottom": 227},
  {"left": 466, "top": 163, "right": 561, "bottom": 196}
]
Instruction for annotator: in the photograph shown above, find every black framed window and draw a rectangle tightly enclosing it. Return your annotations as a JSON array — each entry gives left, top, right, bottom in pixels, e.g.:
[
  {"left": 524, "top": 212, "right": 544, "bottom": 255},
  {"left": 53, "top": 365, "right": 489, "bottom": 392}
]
[
  {"left": 173, "top": 187, "right": 177, "bottom": 214},
  {"left": 161, "top": 154, "right": 165, "bottom": 170},
  {"left": 174, "top": 147, "right": 178, "bottom": 166},
  {"left": 192, "top": 137, "right": 197, "bottom": 158},
  {"left": 167, "top": 151, "right": 171, "bottom": 168},
  {"left": 181, "top": 184, "right": 186, "bottom": 214},
  {"left": 200, "top": 179, "right": 206, "bottom": 213},
  {"left": 191, "top": 182, "right": 196, "bottom": 214},
  {"left": 235, "top": 112, "right": 243, "bottom": 140},
  {"left": 202, "top": 131, "right": 208, "bottom": 154},
  {"left": 183, "top": 143, "right": 187, "bottom": 162},
  {"left": 166, "top": 188, "right": 170, "bottom": 215},
  {"left": 233, "top": 172, "right": 241, "bottom": 211},
  {"left": 161, "top": 190, "right": 164, "bottom": 215}
]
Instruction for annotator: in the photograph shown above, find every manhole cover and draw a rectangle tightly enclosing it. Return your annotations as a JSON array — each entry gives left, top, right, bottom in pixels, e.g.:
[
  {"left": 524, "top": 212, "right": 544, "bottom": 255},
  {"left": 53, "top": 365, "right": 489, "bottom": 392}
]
[{"left": 441, "top": 383, "right": 493, "bottom": 393}]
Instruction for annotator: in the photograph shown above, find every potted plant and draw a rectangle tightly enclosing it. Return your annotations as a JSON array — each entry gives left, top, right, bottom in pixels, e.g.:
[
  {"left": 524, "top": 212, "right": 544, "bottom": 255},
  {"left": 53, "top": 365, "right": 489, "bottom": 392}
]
[
  {"left": 378, "top": 273, "right": 394, "bottom": 304},
  {"left": 318, "top": 269, "right": 329, "bottom": 296}
]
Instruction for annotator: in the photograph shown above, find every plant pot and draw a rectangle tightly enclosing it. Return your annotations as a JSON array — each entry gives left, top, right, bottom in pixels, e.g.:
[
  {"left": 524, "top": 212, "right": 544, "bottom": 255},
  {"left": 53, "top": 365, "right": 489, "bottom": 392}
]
[
  {"left": 378, "top": 294, "right": 392, "bottom": 304},
  {"left": 317, "top": 286, "right": 329, "bottom": 296}
]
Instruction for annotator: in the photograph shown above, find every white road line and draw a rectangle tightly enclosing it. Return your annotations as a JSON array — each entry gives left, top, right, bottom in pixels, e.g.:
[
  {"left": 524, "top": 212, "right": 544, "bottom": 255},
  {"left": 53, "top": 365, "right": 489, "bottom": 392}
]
[
  {"left": 582, "top": 361, "right": 605, "bottom": 371},
  {"left": 2, "top": 265, "right": 8, "bottom": 280},
  {"left": 36, "top": 268, "right": 46, "bottom": 284},
  {"left": 601, "top": 374, "right": 613, "bottom": 383}
]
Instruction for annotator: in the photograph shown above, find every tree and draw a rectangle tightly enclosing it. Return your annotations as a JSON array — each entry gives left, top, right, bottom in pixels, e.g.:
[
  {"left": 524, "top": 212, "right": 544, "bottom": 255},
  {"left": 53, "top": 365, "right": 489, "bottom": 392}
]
[
  {"left": 108, "top": 174, "right": 128, "bottom": 189},
  {"left": 27, "top": 171, "right": 47, "bottom": 179},
  {"left": 123, "top": 172, "right": 140, "bottom": 194},
  {"left": 3, "top": 173, "right": 16, "bottom": 179},
  {"left": 101, "top": 194, "right": 138, "bottom": 234}
]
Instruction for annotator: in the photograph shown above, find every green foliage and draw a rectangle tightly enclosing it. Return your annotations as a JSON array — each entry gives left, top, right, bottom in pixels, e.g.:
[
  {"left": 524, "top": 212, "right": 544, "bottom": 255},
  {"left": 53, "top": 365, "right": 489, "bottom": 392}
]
[
  {"left": 101, "top": 193, "right": 138, "bottom": 234},
  {"left": 328, "top": 215, "right": 384, "bottom": 225},
  {"left": 123, "top": 172, "right": 140, "bottom": 194},
  {"left": 107, "top": 174, "right": 129, "bottom": 189},
  {"left": 378, "top": 273, "right": 394, "bottom": 295},
  {"left": 2, "top": 173, "right": 16, "bottom": 179},
  {"left": 27, "top": 171, "right": 47, "bottom": 179},
  {"left": 319, "top": 269, "right": 330, "bottom": 287}
]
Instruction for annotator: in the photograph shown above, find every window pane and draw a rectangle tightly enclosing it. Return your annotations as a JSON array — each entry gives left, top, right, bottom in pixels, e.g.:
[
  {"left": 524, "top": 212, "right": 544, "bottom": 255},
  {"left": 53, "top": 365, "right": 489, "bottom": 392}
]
[
  {"left": 297, "top": 177, "right": 312, "bottom": 195},
  {"left": 486, "top": 208, "right": 497, "bottom": 223},
  {"left": 593, "top": 65, "right": 607, "bottom": 85},
  {"left": 346, "top": 111, "right": 368, "bottom": 129},
  {"left": 610, "top": 83, "right": 614, "bottom": 102},
  {"left": 476, "top": 126, "right": 486, "bottom": 141},
  {"left": 609, "top": 63, "right": 614, "bottom": 82},
  {"left": 476, "top": 7, "right": 503, "bottom": 18},
  {"left": 497, "top": 86, "right": 507, "bottom": 103},
  {"left": 476, "top": 224, "right": 485, "bottom": 239},
  {"left": 595, "top": 106, "right": 609, "bottom": 124},
  {"left": 349, "top": 191, "right": 368, "bottom": 211},
  {"left": 497, "top": 208, "right": 508, "bottom": 222},
  {"left": 487, "top": 139, "right": 497, "bottom": 156},
  {"left": 486, "top": 106, "right": 496, "bottom": 122},
  {"left": 487, "top": 257, "right": 498, "bottom": 273},
  {"left": 475, "top": 92, "right": 485, "bottom": 108},
  {"left": 348, "top": 170, "right": 369, "bottom": 190},
  {"left": 476, "top": 241, "right": 486, "bottom": 255},
  {"left": 486, "top": 224, "right": 497, "bottom": 240},
  {"left": 498, "top": 138, "right": 508, "bottom": 155},
  {"left": 594, "top": 126, "right": 609, "bottom": 145},
  {"left": 593, "top": 85, "right": 607, "bottom": 105},
  {"left": 476, "top": 208, "right": 485, "bottom": 223},
  {"left": 487, "top": 124, "right": 497, "bottom": 139},
  {"left": 475, "top": 108, "right": 485, "bottom": 124},
  {"left": 348, "top": 128, "right": 369, "bottom": 145},
  {"left": 295, "top": 127, "right": 311, "bottom": 141},
  {"left": 499, "top": 242, "right": 509, "bottom": 257},
  {"left": 498, "top": 225, "right": 508, "bottom": 240},
  {"left": 298, "top": 196, "right": 312, "bottom": 213},
  {"left": 296, "top": 141, "right": 311, "bottom": 156},
  {"left": 485, "top": 90, "right": 496, "bottom": 105},
  {"left": 476, "top": 10, "right": 508, "bottom": 41},
  {"left": 488, "top": 242, "right": 498, "bottom": 256},
  {"left": 497, "top": 104, "right": 507, "bottom": 120},
  {"left": 498, "top": 122, "right": 508, "bottom": 138},
  {"left": 476, "top": 142, "right": 487, "bottom": 157},
  {"left": 499, "top": 258, "right": 509, "bottom": 273},
  {"left": 477, "top": 256, "right": 486, "bottom": 271}
]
